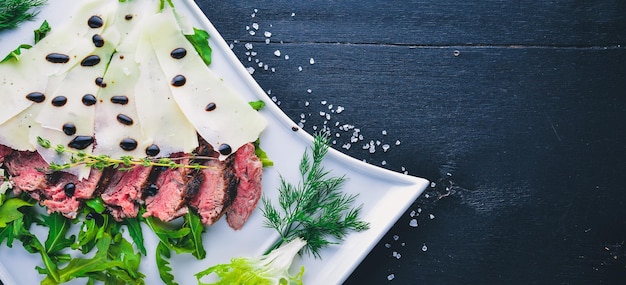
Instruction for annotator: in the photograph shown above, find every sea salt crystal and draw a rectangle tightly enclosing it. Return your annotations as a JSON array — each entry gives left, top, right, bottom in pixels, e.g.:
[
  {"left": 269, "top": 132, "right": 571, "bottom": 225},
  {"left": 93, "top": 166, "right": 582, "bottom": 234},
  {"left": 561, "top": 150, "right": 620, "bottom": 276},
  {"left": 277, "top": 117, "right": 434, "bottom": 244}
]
[
  {"left": 429, "top": 214, "right": 435, "bottom": 220},
  {"left": 265, "top": 38, "right": 270, "bottom": 44},
  {"left": 291, "top": 12, "right": 296, "bottom": 17},
  {"left": 336, "top": 106, "right": 344, "bottom": 113},
  {"left": 382, "top": 130, "right": 387, "bottom": 135},
  {"left": 304, "top": 101, "right": 310, "bottom": 106},
  {"left": 381, "top": 160, "right": 387, "bottom": 165},
  {"left": 252, "top": 23, "right": 259, "bottom": 30},
  {"left": 409, "top": 219, "right": 418, "bottom": 227},
  {"left": 298, "top": 66, "right": 303, "bottom": 71},
  {"left": 382, "top": 144, "right": 390, "bottom": 152},
  {"left": 307, "top": 89, "right": 312, "bottom": 93},
  {"left": 246, "top": 67, "right": 255, "bottom": 74},
  {"left": 393, "top": 235, "right": 399, "bottom": 241},
  {"left": 409, "top": 210, "right": 416, "bottom": 217},
  {"left": 264, "top": 31, "right": 272, "bottom": 37},
  {"left": 384, "top": 243, "right": 391, "bottom": 248},
  {"left": 245, "top": 43, "right": 253, "bottom": 50},
  {"left": 395, "top": 140, "right": 401, "bottom": 145},
  {"left": 319, "top": 111, "right": 326, "bottom": 117},
  {"left": 274, "top": 50, "right": 281, "bottom": 57},
  {"left": 321, "top": 100, "right": 327, "bottom": 105},
  {"left": 249, "top": 30, "right": 256, "bottom": 36},
  {"left": 284, "top": 55, "right": 290, "bottom": 60},
  {"left": 309, "top": 58, "right": 315, "bottom": 64},
  {"left": 387, "top": 274, "right": 395, "bottom": 281},
  {"left": 342, "top": 143, "right": 351, "bottom": 150},
  {"left": 430, "top": 182, "right": 436, "bottom": 188},
  {"left": 422, "top": 244, "right": 428, "bottom": 251}
]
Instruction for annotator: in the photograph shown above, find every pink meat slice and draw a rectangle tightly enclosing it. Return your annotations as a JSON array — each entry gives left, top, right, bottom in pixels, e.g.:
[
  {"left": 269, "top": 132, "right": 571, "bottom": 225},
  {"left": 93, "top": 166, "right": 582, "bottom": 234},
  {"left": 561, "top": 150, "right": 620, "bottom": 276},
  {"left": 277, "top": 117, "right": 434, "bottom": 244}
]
[
  {"left": 143, "top": 166, "right": 189, "bottom": 222},
  {"left": 187, "top": 158, "right": 238, "bottom": 225},
  {"left": 226, "top": 143, "right": 263, "bottom": 230},
  {"left": 4, "top": 150, "right": 49, "bottom": 196},
  {"left": 101, "top": 166, "right": 151, "bottom": 221}
]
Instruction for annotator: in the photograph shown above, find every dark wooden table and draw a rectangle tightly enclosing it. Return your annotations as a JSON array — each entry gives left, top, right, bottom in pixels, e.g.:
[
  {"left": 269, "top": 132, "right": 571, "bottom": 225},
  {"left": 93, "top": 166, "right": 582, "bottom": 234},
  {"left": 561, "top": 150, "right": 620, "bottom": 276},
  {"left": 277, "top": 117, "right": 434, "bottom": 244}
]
[{"left": 198, "top": 0, "right": 626, "bottom": 284}]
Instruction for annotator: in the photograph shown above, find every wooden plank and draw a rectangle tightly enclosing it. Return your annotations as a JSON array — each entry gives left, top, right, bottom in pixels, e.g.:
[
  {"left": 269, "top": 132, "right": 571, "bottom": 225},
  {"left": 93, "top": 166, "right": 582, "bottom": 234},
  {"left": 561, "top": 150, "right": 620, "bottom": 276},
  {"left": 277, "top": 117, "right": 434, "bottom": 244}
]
[{"left": 200, "top": 0, "right": 626, "bottom": 46}]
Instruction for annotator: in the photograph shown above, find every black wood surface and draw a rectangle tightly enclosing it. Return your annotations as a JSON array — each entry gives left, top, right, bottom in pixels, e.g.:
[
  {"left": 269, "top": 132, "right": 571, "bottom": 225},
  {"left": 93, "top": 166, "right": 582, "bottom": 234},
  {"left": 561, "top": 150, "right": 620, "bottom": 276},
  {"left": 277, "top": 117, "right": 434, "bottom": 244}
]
[{"left": 198, "top": 0, "right": 626, "bottom": 284}]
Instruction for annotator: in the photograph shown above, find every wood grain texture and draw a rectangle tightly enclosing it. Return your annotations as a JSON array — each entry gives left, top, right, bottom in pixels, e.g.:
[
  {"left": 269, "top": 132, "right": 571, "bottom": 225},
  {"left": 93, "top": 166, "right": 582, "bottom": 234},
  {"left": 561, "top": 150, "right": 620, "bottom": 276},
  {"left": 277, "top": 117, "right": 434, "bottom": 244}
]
[{"left": 196, "top": 0, "right": 626, "bottom": 284}]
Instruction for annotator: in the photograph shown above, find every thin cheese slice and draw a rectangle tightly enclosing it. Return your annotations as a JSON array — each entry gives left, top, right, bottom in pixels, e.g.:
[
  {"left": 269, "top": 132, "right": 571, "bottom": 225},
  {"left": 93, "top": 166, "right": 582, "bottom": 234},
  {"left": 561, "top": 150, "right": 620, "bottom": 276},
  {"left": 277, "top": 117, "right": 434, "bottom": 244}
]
[{"left": 146, "top": 7, "right": 267, "bottom": 159}]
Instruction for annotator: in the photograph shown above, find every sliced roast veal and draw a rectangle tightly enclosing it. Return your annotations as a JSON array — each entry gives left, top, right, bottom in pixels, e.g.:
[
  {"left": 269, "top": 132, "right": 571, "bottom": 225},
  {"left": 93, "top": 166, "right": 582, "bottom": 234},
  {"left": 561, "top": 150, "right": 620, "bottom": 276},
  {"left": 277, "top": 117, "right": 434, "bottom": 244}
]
[
  {"left": 101, "top": 166, "right": 152, "bottom": 221},
  {"left": 4, "top": 150, "right": 50, "bottom": 196},
  {"left": 225, "top": 143, "right": 263, "bottom": 230}
]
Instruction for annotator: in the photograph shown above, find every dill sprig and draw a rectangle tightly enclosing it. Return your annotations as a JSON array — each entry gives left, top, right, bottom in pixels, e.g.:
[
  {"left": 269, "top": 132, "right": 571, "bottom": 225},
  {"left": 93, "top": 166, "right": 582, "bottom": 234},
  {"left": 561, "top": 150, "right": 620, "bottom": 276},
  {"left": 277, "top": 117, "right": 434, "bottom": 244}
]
[
  {"left": 262, "top": 133, "right": 370, "bottom": 258},
  {"left": 0, "top": 0, "right": 47, "bottom": 31},
  {"left": 37, "top": 136, "right": 210, "bottom": 171}
]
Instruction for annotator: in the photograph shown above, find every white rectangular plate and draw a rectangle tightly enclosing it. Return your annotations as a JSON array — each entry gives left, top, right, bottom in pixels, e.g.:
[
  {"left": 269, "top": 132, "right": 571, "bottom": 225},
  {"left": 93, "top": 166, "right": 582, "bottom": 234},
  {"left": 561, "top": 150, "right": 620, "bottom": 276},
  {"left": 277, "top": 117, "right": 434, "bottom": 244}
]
[{"left": 0, "top": 1, "right": 429, "bottom": 284}]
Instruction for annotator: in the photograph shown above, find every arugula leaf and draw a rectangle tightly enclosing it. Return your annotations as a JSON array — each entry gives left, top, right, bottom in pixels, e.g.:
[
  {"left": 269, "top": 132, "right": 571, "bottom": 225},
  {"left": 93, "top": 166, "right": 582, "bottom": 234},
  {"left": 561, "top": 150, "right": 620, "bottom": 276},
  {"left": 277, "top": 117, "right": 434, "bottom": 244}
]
[
  {"left": 0, "top": 198, "right": 33, "bottom": 227},
  {"left": 248, "top": 100, "right": 265, "bottom": 111},
  {"left": 123, "top": 217, "right": 146, "bottom": 255},
  {"left": 43, "top": 213, "right": 75, "bottom": 256},
  {"left": 33, "top": 19, "right": 50, "bottom": 43},
  {"left": 254, "top": 139, "right": 274, "bottom": 167},
  {"left": 185, "top": 27, "right": 212, "bottom": 65},
  {"left": 1, "top": 20, "right": 51, "bottom": 63},
  {"left": 155, "top": 242, "right": 177, "bottom": 285},
  {"left": 182, "top": 210, "right": 206, "bottom": 259}
]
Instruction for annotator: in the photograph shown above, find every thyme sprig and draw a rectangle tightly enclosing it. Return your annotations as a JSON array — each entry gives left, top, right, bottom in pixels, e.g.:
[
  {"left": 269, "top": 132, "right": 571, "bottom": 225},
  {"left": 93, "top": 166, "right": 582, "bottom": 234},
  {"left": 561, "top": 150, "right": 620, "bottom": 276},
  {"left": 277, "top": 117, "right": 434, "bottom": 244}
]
[
  {"left": 37, "top": 136, "right": 210, "bottom": 171},
  {"left": 0, "top": 0, "right": 47, "bottom": 31},
  {"left": 262, "top": 133, "right": 370, "bottom": 258}
]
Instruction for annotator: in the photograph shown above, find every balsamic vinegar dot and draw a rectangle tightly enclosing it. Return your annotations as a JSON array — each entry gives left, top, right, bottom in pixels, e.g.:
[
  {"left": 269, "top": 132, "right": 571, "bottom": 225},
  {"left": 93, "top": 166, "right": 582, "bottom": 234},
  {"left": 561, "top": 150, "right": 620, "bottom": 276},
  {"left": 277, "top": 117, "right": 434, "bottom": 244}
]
[
  {"left": 116, "top": 114, "right": 134, "bottom": 125},
  {"left": 88, "top": 15, "right": 103, "bottom": 28},
  {"left": 51, "top": 96, "right": 67, "bottom": 107},
  {"left": 82, "top": 94, "right": 97, "bottom": 106},
  {"left": 81, "top": 55, "right": 101, "bottom": 66},
  {"left": 45, "top": 53, "right": 70, "bottom": 63},
  {"left": 145, "top": 184, "right": 158, "bottom": 196},
  {"left": 125, "top": 14, "right": 133, "bottom": 20},
  {"left": 120, "top": 138, "right": 138, "bottom": 151},
  {"left": 92, "top": 34, "right": 104, "bottom": 47},
  {"left": 205, "top": 102, "right": 217, "bottom": 111},
  {"left": 217, "top": 144, "right": 232, "bottom": 155},
  {"left": 171, "top": 75, "right": 186, "bottom": 87},
  {"left": 170, "top": 48, "right": 187, "bottom": 59},
  {"left": 110, "top": 95, "right": 129, "bottom": 105},
  {"left": 95, "top": 77, "right": 107, "bottom": 87},
  {"left": 68, "top": 136, "right": 94, "bottom": 150},
  {"left": 64, "top": 183, "right": 76, "bottom": 197},
  {"left": 26, "top": 92, "right": 45, "bottom": 103},
  {"left": 62, "top": 123, "right": 76, "bottom": 136},
  {"left": 145, "top": 144, "right": 160, "bottom": 156}
]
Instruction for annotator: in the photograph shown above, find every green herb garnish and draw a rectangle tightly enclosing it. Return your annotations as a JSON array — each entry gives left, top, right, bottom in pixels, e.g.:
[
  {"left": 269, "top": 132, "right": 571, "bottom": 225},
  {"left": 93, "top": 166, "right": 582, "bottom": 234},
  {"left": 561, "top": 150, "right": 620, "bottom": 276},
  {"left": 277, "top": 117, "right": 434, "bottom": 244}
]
[
  {"left": 36, "top": 136, "right": 210, "bottom": 171},
  {"left": 262, "top": 133, "right": 370, "bottom": 257},
  {"left": 1, "top": 20, "right": 50, "bottom": 63},
  {"left": 185, "top": 27, "right": 212, "bottom": 66},
  {"left": 0, "top": 0, "right": 47, "bottom": 31}
]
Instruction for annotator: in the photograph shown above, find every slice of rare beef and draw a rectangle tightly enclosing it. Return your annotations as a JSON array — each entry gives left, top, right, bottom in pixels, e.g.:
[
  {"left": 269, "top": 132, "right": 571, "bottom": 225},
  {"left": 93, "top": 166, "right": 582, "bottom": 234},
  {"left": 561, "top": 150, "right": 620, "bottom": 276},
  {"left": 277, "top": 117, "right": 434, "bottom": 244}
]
[
  {"left": 142, "top": 164, "right": 189, "bottom": 222},
  {"left": 101, "top": 166, "right": 152, "bottom": 221},
  {"left": 225, "top": 143, "right": 263, "bottom": 230},
  {"left": 187, "top": 157, "right": 238, "bottom": 226},
  {"left": 0, "top": 144, "right": 13, "bottom": 164},
  {"left": 4, "top": 150, "right": 50, "bottom": 197}
]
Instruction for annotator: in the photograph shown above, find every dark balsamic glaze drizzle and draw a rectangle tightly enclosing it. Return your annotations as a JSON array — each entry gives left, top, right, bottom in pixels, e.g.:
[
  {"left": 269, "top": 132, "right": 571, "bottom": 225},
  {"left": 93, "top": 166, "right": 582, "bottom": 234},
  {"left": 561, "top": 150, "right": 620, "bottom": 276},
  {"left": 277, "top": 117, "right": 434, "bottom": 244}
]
[
  {"left": 110, "top": 95, "right": 129, "bottom": 105},
  {"left": 95, "top": 77, "right": 107, "bottom": 87},
  {"left": 116, "top": 114, "right": 134, "bottom": 125},
  {"left": 51, "top": 96, "right": 67, "bottom": 107},
  {"left": 26, "top": 92, "right": 45, "bottom": 103},
  {"left": 82, "top": 94, "right": 97, "bottom": 106},
  {"left": 68, "top": 136, "right": 94, "bottom": 150},
  {"left": 205, "top": 102, "right": 217, "bottom": 111},
  {"left": 62, "top": 123, "right": 77, "bottom": 136},
  {"left": 217, "top": 144, "right": 232, "bottom": 155},
  {"left": 92, "top": 34, "right": 104, "bottom": 47},
  {"left": 171, "top": 75, "right": 186, "bottom": 87},
  {"left": 45, "top": 53, "right": 70, "bottom": 63},
  {"left": 64, "top": 183, "right": 76, "bottom": 197},
  {"left": 81, "top": 55, "right": 101, "bottom": 67},
  {"left": 145, "top": 144, "right": 160, "bottom": 156},
  {"left": 119, "top": 138, "right": 138, "bottom": 151},
  {"left": 170, "top": 48, "right": 187, "bottom": 59},
  {"left": 88, "top": 15, "right": 103, "bottom": 28}
]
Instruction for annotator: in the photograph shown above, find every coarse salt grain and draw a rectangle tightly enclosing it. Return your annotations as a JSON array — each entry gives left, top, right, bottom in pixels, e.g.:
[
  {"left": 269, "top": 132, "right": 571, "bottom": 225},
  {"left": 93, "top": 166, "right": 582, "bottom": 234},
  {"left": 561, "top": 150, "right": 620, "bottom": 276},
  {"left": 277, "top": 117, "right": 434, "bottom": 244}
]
[
  {"left": 409, "top": 219, "right": 418, "bottom": 227},
  {"left": 387, "top": 274, "right": 395, "bottom": 281},
  {"left": 274, "top": 50, "right": 281, "bottom": 57},
  {"left": 252, "top": 23, "right": 259, "bottom": 30},
  {"left": 246, "top": 67, "right": 255, "bottom": 74},
  {"left": 422, "top": 244, "right": 428, "bottom": 251},
  {"left": 245, "top": 43, "right": 253, "bottom": 50},
  {"left": 307, "top": 89, "right": 312, "bottom": 93},
  {"left": 284, "top": 55, "right": 290, "bottom": 60},
  {"left": 309, "top": 58, "right": 315, "bottom": 64},
  {"left": 264, "top": 31, "right": 272, "bottom": 37},
  {"left": 429, "top": 214, "right": 435, "bottom": 219},
  {"left": 393, "top": 235, "right": 399, "bottom": 241},
  {"left": 382, "top": 144, "right": 390, "bottom": 152}
]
